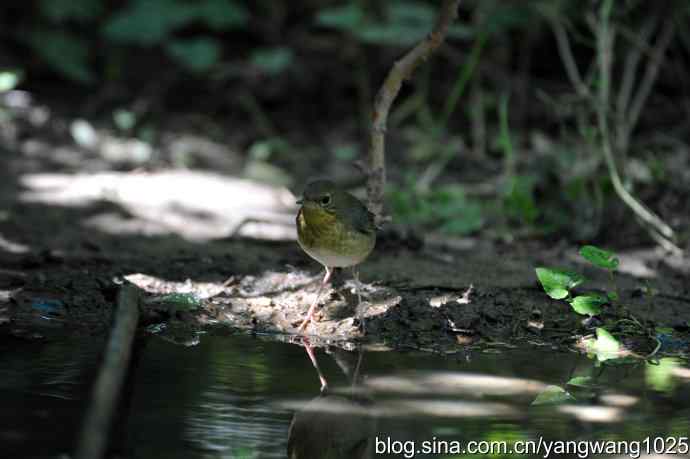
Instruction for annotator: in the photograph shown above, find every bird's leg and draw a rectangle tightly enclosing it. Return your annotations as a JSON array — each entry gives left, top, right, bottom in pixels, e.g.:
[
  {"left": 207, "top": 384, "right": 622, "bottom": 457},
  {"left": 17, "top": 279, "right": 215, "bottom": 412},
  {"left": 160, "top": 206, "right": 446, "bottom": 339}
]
[
  {"left": 298, "top": 266, "right": 333, "bottom": 332},
  {"left": 301, "top": 338, "right": 328, "bottom": 392},
  {"left": 352, "top": 346, "right": 363, "bottom": 388},
  {"left": 351, "top": 266, "right": 366, "bottom": 334},
  {"left": 351, "top": 266, "right": 363, "bottom": 305}
]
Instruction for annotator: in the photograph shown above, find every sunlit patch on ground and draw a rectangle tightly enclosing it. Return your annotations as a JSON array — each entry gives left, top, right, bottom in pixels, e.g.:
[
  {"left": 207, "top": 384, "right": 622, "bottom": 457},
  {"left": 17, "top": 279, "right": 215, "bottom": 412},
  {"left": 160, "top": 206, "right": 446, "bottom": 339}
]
[
  {"left": 0, "top": 235, "right": 30, "bottom": 254},
  {"left": 19, "top": 171, "right": 297, "bottom": 241}
]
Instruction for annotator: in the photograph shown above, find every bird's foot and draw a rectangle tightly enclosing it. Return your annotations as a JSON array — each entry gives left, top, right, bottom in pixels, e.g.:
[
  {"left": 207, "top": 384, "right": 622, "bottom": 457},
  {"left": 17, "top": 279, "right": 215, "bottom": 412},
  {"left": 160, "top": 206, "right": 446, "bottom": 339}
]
[
  {"left": 297, "top": 299, "right": 322, "bottom": 333},
  {"left": 297, "top": 318, "right": 311, "bottom": 333},
  {"left": 353, "top": 315, "right": 367, "bottom": 336},
  {"left": 346, "top": 280, "right": 377, "bottom": 296}
]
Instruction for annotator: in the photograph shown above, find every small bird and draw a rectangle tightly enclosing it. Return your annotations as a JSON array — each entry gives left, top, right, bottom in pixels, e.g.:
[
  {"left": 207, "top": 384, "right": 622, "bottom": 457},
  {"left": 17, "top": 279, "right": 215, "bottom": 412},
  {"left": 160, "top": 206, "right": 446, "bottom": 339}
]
[
  {"left": 287, "top": 345, "right": 375, "bottom": 458},
  {"left": 296, "top": 180, "right": 376, "bottom": 332}
]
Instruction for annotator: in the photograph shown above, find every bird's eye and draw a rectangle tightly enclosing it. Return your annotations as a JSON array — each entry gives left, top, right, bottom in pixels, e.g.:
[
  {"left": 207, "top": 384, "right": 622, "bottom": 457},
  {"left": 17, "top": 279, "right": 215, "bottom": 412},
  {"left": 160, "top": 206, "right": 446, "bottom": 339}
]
[{"left": 320, "top": 195, "right": 331, "bottom": 206}]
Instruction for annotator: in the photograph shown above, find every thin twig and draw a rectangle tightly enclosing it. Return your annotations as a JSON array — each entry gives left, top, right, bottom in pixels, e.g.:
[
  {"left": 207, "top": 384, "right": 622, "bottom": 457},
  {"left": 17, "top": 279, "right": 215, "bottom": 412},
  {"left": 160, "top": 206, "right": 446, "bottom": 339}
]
[
  {"left": 75, "top": 283, "right": 141, "bottom": 459},
  {"left": 550, "top": 17, "right": 590, "bottom": 99},
  {"left": 367, "top": 0, "right": 461, "bottom": 223},
  {"left": 470, "top": 75, "right": 486, "bottom": 158},
  {"left": 616, "top": 16, "right": 659, "bottom": 119},
  {"left": 439, "top": 29, "right": 486, "bottom": 130},
  {"left": 624, "top": 18, "right": 676, "bottom": 147}
]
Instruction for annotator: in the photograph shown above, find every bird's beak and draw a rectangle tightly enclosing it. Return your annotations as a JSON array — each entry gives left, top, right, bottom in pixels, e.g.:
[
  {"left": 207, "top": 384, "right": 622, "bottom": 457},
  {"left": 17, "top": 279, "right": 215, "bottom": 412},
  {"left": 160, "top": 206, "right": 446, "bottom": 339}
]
[{"left": 296, "top": 197, "right": 303, "bottom": 205}]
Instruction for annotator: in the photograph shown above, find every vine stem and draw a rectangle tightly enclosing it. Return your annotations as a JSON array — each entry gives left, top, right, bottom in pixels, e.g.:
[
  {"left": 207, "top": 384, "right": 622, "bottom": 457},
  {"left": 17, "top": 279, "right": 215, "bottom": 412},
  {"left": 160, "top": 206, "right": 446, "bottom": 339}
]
[{"left": 366, "top": 0, "right": 462, "bottom": 224}]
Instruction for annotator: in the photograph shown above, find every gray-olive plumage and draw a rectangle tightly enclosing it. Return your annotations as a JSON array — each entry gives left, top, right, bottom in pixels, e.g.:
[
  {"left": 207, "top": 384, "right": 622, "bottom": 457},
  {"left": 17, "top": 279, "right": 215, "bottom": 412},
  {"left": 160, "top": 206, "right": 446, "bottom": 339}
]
[
  {"left": 297, "top": 180, "right": 376, "bottom": 269},
  {"left": 295, "top": 180, "right": 376, "bottom": 332}
]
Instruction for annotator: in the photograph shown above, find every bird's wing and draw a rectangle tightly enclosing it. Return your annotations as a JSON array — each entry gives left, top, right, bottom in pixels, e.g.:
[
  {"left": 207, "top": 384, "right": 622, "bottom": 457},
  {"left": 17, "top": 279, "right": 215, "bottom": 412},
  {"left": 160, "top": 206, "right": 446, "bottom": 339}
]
[{"left": 343, "top": 193, "right": 376, "bottom": 235}]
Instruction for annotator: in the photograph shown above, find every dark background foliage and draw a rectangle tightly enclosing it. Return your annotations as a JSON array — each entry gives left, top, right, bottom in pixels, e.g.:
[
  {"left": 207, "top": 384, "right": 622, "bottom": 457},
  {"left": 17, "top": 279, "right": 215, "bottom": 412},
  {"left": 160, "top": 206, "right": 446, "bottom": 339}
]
[{"left": 1, "top": 0, "right": 689, "bottom": 246}]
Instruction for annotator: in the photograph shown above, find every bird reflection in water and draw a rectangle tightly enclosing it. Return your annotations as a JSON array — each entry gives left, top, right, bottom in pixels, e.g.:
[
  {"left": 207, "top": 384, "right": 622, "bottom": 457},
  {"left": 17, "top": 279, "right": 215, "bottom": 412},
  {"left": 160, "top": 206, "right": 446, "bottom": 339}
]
[{"left": 287, "top": 339, "right": 377, "bottom": 459}]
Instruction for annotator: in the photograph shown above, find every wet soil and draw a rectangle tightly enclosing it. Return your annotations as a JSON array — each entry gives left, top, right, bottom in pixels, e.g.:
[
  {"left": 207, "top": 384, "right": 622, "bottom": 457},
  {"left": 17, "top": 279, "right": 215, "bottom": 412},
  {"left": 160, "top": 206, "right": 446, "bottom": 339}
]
[
  {"left": 1, "top": 99, "right": 689, "bottom": 354},
  {"left": 2, "top": 208, "right": 689, "bottom": 355}
]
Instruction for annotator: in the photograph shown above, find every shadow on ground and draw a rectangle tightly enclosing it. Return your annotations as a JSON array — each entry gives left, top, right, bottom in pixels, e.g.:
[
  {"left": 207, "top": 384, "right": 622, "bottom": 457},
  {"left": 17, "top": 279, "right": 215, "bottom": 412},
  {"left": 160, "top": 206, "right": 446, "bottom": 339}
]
[{"left": 1, "top": 118, "right": 689, "bottom": 354}]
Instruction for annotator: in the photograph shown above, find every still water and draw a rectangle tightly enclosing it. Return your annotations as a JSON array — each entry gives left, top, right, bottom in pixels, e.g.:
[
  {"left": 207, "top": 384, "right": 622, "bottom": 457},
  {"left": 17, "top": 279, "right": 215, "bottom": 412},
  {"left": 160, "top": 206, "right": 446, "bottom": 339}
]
[{"left": 1, "top": 329, "right": 689, "bottom": 458}]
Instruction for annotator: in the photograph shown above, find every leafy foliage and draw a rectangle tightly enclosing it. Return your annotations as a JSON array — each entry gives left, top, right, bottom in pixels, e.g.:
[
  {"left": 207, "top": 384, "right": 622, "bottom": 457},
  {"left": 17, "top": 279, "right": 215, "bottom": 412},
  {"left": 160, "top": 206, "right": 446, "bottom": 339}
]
[
  {"left": 250, "top": 47, "right": 294, "bottom": 76},
  {"left": 16, "top": 0, "right": 250, "bottom": 83},
  {"left": 104, "top": 0, "right": 247, "bottom": 45},
  {"left": 0, "top": 69, "right": 23, "bottom": 93},
  {"left": 104, "top": 0, "right": 198, "bottom": 45},
  {"left": 316, "top": 1, "right": 471, "bottom": 47},
  {"left": 569, "top": 293, "right": 607, "bottom": 316},
  {"left": 503, "top": 176, "right": 539, "bottom": 224},
  {"left": 584, "top": 328, "right": 621, "bottom": 362},
  {"left": 535, "top": 267, "right": 584, "bottom": 300},
  {"left": 166, "top": 38, "right": 222, "bottom": 72},
  {"left": 535, "top": 244, "right": 620, "bottom": 317},
  {"left": 315, "top": 3, "right": 364, "bottom": 30},
  {"left": 390, "top": 183, "right": 484, "bottom": 235},
  {"left": 531, "top": 385, "right": 575, "bottom": 405},
  {"left": 565, "top": 375, "right": 595, "bottom": 388},
  {"left": 39, "top": 0, "right": 104, "bottom": 23},
  {"left": 579, "top": 245, "right": 620, "bottom": 270},
  {"left": 646, "top": 358, "right": 681, "bottom": 393},
  {"left": 145, "top": 292, "right": 203, "bottom": 314},
  {"left": 24, "top": 29, "right": 94, "bottom": 83}
]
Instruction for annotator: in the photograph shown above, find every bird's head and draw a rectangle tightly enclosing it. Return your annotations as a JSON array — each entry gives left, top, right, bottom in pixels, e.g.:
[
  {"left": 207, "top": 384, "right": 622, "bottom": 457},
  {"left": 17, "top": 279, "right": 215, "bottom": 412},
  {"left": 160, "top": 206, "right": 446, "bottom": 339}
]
[{"left": 297, "top": 180, "right": 339, "bottom": 216}]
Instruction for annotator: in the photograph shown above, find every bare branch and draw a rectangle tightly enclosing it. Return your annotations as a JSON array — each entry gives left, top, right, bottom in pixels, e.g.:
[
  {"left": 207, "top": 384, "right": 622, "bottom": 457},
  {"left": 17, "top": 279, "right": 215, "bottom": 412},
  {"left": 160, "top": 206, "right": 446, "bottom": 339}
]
[
  {"left": 625, "top": 17, "right": 675, "bottom": 144},
  {"left": 367, "top": 0, "right": 461, "bottom": 223},
  {"left": 76, "top": 284, "right": 141, "bottom": 459},
  {"left": 616, "top": 16, "right": 659, "bottom": 117},
  {"left": 550, "top": 17, "right": 590, "bottom": 99}
]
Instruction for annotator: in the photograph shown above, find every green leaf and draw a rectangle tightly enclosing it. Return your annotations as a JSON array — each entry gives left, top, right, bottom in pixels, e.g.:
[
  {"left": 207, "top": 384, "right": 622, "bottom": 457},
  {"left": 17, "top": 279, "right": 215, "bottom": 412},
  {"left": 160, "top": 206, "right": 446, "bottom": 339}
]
[
  {"left": 146, "top": 293, "right": 202, "bottom": 311},
  {"left": 503, "top": 175, "right": 539, "bottom": 224},
  {"left": 104, "top": 0, "right": 197, "bottom": 45},
  {"left": 25, "top": 30, "right": 94, "bottom": 83},
  {"left": 315, "top": 4, "right": 364, "bottom": 31},
  {"left": 113, "top": 109, "right": 137, "bottom": 131},
  {"left": 333, "top": 144, "right": 358, "bottom": 161},
  {"left": 357, "top": 1, "right": 435, "bottom": 46},
  {"left": 646, "top": 358, "right": 680, "bottom": 393},
  {"left": 447, "top": 24, "right": 475, "bottom": 40},
  {"left": 105, "top": 0, "right": 247, "bottom": 45},
  {"left": 439, "top": 201, "right": 484, "bottom": 235},
  {"left": 0, "top": 69, "right": 23, "bottom": 92},
  {"left": 531, "top": 385, "right": 575, "bottom": 405},
  {"left": 355, "top": 24, "right": 427, "bottom": 46},
  {"left": 482, "top": 3, "right": 538, "bottom": 35},
  {"left": 195, "top": 0, "right": 249, "bottom": 30},
  {"left": 566, "top": 376, "right": 595, "bottom": 388},
  {"left": 250, "top": 47, "right": 293, "bottom": 76},
  {"left": 39, "top": 0, "right": 103, "bottom": 23},
  {"left": 594, "top": 328, "right": 620, "bottom": 353},
  {"left": 388, "top": 1, "right": 436, "bottom": 25},
  {"left": 167, "top": 38, "right": 221, "bottom": 72},
  {"left": 569, "top": 293, "right": 607, "bottom": 316},
  {"left": 535, "top": 267, "right": 585, "bottom": 300},
  {"left": 585, "top": 328, "right": 621, "bottom": 362},
  {"left": 579, "top": 245, "right": 619, "bottom": 270},
  {"left": 316, "top": 1, "right": 442, "bottom": 47}
]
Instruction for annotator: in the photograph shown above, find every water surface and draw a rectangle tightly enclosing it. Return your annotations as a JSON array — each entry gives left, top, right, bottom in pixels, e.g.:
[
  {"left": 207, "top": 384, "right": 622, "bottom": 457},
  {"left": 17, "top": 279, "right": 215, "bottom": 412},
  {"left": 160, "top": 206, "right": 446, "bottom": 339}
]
[{"left": 1, "top": 330, "right": 689, "bottom": 458}]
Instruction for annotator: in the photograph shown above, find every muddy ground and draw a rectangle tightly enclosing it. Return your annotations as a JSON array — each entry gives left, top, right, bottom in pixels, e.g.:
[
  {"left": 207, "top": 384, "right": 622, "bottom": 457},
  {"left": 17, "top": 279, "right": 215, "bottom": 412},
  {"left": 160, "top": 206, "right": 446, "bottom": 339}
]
[
  {"left": 1, "top": 172, "right": 689, "bottom": 355},
  {"left": 1, "top": 96, "right": 689, "bottom": 356}
]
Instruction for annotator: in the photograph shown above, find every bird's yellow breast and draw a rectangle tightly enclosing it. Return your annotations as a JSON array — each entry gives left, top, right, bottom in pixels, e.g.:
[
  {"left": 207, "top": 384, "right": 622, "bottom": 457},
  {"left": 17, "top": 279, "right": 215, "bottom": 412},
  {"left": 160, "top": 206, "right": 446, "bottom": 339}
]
[{"left": 296, "top": 206, "right": 374, "bottom": 268}]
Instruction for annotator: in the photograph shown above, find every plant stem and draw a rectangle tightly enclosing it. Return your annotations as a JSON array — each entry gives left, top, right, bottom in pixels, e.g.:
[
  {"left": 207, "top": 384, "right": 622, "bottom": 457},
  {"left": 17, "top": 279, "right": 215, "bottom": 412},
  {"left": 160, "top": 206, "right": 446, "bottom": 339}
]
[
  {"left": 498, "top": 92, "right": 515, "bottom": 180},
  {"left": 593, "top": 0, "right": 680, "bottom": 253},
  {"left": 367, "top": 0, "right": 462, "bottom": 223},
  {"left": 439, "top": 29, "right": 487, "bottom": 132}
]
